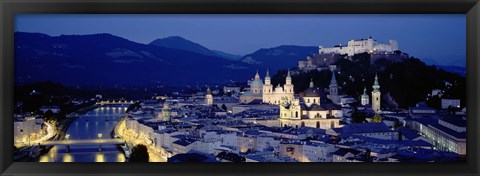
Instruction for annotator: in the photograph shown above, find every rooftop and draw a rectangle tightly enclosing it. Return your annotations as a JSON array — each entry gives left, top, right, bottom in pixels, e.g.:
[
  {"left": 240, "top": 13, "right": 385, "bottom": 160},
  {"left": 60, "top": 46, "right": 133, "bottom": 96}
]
[{"left": 342, "top": 122, "right": 393, "bottom": 135}]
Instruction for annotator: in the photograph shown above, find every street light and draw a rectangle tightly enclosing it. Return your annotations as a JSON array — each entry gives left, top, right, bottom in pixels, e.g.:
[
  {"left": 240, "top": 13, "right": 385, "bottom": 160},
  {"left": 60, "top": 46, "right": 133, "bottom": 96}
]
[
  {"left": 98, "top": 133, "right": 103, "bottom": 140},
  {"left": 65, "top": 134, "right": 70, "bottom": 141}
]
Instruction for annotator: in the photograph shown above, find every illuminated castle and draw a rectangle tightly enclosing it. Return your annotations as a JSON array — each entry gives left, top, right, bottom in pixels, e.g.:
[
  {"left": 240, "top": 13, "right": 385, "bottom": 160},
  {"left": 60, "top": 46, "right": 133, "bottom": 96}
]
[{"left": 319, "top": 37, "right": 398, "bottom": 56}]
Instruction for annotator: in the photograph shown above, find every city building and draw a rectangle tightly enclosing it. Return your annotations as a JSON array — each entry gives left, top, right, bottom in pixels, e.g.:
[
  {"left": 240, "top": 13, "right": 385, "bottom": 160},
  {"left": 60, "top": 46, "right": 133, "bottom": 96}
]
[
  {"left": 205, "top": 87, "right": 213, "bottom": 106},
  {"left": 408, "top": 117, "right": 466, "bottom": 155},
  {"left": 278, "top": 79, "right": 341, "bottom": 130},
  {"left": 14, "top": 116, "right": 44, "bottom": 144},
  {"left": 239, "top": 70, "right": 295, "bottom": 105},
  {"left": 337, "top": 122, "right": 399, "bottom": 140},
  {"left": 239, "top": 71, "right": 263, "bottom": 104},
  {"left": 262, "top": 69, "right": 295, "bottom": 105}
]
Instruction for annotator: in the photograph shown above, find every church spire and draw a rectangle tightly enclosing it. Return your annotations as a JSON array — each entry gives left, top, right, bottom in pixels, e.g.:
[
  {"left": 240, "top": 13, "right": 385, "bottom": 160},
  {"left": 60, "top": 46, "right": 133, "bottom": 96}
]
[
  {"left": 285, "top": 70, "right": 292, "bottom": 85},
  {"left": 264, "top": 69, "right": 271, "bottom": 85},
  {"left": 309, "top": 78, "right": 314, "bottom": 88},
  {"left": 255, "top": 69, "right": 260, "bottom": 80},
  {"left": 372, "top": 73, "right": 380, "bottom": 91},
  {"left": 330, "top": 70, "right": 337, "bottom": 86},
  {"left": 207, "top": 87, "right": 212, "bottom": 95}
]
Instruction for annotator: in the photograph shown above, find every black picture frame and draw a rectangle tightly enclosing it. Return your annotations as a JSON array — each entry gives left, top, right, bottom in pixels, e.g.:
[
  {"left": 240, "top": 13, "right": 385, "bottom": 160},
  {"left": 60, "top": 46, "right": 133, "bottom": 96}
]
[{"left": 1, "top": 0, "right": 479, "bottom": 175}]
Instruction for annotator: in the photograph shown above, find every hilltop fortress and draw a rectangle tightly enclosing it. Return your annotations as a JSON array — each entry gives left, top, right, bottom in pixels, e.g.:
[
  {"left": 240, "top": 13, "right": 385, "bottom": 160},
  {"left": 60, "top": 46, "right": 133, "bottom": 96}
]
[
  {"left": 319, "top": 36, "right": 398, "bottom": 56},
  {"left": 299, "top": 37, "right": 408, "bottom": 72}
]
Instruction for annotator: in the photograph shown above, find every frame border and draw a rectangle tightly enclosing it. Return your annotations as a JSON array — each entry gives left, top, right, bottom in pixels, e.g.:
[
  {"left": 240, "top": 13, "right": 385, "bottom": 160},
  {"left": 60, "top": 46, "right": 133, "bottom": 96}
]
[{"left": 1, "top": 0, "right": 479, "bottom": 176}]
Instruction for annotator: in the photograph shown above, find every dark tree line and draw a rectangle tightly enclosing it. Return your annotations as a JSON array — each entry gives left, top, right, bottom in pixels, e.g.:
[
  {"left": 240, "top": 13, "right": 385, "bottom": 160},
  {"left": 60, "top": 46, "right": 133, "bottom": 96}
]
[{"left": 271, "top": 52, "right": 466, "bottom": 109}]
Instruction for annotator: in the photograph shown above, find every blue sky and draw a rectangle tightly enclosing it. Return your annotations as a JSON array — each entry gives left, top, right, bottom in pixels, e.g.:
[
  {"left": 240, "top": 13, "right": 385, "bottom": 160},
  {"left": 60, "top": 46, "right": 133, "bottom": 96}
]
[{"left": 15, "top": 14, "right": 466, "bottom": 67}]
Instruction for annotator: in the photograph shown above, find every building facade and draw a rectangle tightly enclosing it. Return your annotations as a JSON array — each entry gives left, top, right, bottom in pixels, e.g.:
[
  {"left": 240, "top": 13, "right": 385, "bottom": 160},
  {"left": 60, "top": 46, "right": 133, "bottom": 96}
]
[
  {"left": 279, "top": 79, "right": 341, "bottom": 130},
  {"left": 240, "top": 70, "right": 295, "bottom": 105}
]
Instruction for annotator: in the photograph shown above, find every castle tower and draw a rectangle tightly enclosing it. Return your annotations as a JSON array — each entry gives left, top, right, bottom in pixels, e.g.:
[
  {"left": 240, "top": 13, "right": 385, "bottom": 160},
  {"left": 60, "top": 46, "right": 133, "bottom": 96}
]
[
  {"left": 162, "top": 100, "right": 171, "bottom": 122},
  {"left": 206, "top": 87, "right": 213, "bottom": 106},
  {"left": 263, "top": 69, "right": 274, "bottom": 104},
  {"left": 361, "top": 87, "right": 370, "bottom": 106},
  {"left": 372, "top": 73, "right": 381, "bottom": 112},
  {"left": 329, "top": 70, "right": 339, "bottom": 104}
]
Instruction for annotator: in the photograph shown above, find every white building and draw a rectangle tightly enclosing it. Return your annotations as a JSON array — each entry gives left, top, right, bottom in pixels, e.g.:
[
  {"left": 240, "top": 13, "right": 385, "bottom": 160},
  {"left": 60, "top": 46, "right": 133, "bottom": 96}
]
[
  {"left": 319, "top": 37, "right": 399, "bottom": 56},
  {"left": 409, "top": 117, "right": 466, "bottom": 155},
  {"left": 279, "top": 79, "right": 341, "bottom": 130},
  {"left": 14, "top": 116, "right": 44, "bottom": 144},
  {"left": 262, "top": 70, "right": 295, "bottom": 105},
  {"left": 205, "top": 88, "right": 213, "bottom": 106},
  {"left": 239, "top": 70, "right": 294, "bottom": 105}
]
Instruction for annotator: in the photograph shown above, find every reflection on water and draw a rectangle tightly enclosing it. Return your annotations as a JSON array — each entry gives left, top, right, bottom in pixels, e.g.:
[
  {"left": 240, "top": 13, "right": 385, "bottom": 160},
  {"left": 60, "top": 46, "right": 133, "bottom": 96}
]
[{"left": 39, "top": 106, "right": 128, "bottom": 162}]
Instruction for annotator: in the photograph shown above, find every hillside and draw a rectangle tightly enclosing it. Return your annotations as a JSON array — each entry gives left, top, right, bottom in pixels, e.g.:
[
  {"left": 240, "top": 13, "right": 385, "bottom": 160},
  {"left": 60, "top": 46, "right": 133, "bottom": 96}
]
[
  {"left": 14, "top": 32, "right": 254, "bottom": 86},
  {"left": 239, "top": 45, "right": 318, "bottom": 73},
  {"left": 271, "top": 53, "right": 466, "bottom": 109}
]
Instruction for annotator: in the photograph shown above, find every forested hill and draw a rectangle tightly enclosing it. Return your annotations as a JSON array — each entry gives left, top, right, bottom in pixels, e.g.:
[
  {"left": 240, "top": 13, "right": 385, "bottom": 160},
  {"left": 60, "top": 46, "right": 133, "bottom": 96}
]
[{"left": 271, "top": 53, "right": 466, "bottom": 109}]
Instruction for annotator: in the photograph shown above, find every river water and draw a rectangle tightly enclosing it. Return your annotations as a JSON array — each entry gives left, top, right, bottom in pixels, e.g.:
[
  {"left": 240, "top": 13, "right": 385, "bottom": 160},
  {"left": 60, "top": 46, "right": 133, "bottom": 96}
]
[{"left": 39, "top": 105, "right": 128, "bottom": 162}]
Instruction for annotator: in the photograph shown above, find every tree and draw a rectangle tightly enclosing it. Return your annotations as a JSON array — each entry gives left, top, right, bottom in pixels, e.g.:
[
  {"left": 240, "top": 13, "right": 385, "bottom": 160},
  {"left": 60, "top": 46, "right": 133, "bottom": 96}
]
[
  {"left": 126, "top": 102, "right": 142, "bottom": 113},
  {"left": 129, "top": 144, "right": 149, "bottom": 162},
  {"left": 392, "top": 120, "right": 402, "bottom": 129},
  {"left": 364, "top": 148, "right": 372, "bottom": 162},
  {"left": 44, "top": 110, "right": 55, "bottom": 121},
  {"left": 351, "top": 107, "right": 367, "bottom": 123},
  {"left": 371, "top": 114, "right": 382, "bottom": 122}
]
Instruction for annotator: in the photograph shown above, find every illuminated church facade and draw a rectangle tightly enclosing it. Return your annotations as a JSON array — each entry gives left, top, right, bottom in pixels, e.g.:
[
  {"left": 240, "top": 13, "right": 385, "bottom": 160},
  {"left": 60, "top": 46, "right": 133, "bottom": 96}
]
[{"left": 240, "top": 70, "right": 294, "bottom": 105}]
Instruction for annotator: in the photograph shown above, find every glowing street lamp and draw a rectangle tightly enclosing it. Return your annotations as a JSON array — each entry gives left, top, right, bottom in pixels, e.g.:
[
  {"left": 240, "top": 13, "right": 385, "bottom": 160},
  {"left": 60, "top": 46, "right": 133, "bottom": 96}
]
[
  {"left": 65, "top": 134, "right": 70, "bottom": 141},
  {"left": 98, "top": 133, "right": 103, "bottom": 140}
]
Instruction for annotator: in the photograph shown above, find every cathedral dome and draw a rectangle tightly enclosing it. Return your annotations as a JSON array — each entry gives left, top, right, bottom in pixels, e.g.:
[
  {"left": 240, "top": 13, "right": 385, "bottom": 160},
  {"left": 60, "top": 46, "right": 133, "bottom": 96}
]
[
  {"left": 303, "top": 87, "right": 320, "bottom": 97},
  {"left": 250, "top": 79, "right": 264, "bottom": 89}
]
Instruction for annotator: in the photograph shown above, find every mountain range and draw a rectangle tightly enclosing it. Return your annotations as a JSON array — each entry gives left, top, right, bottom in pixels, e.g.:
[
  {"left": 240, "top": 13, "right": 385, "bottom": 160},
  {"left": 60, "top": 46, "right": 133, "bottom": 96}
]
[
  {"left": 14, "top": 32, "right": 315, "bottom": 86},
  {"left": 15, "top": 32, "right": 254, "bottom": 86},
  {"left": 14, "top": 32, "right": 465, "bottom": 86}
]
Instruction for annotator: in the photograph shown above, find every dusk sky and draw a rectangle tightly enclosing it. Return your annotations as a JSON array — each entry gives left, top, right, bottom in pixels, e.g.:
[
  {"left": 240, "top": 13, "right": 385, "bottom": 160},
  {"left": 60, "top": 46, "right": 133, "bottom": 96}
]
[{"left": 15, "top": 14, "right": 466, "bottom": 67}]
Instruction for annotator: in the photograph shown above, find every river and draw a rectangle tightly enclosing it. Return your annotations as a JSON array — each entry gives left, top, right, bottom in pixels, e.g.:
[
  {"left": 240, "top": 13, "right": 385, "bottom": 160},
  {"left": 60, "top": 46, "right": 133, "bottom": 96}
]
[{"left": 39, "top": 105, "right": 128, "bottom": 162}]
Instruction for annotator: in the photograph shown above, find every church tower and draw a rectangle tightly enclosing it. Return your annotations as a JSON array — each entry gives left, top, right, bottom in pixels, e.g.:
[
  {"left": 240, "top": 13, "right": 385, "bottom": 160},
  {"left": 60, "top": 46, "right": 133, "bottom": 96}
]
[
  {"left": 206, "top": 87, "right": 213, "bottom": 106},
  {"left": 372, "top": 73, "right": 381, "bottom": 112},
  {"left": 284, "top": 70, "right": 294, "bottom": 93},
  {"left": 263, "top": 69, "right": 274, "bottom": 104},
  {"left": 283, "top": 70, "right": 295, "bottom": 103},
  {"left": 361, "top": 87, "right": 370, "bottom": 106},
  {"left": 162, "top": 100, "right": 171, "bottom": 122},
  {"left": 329, "top": 70, "right": 339, "bottom": 104}
]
